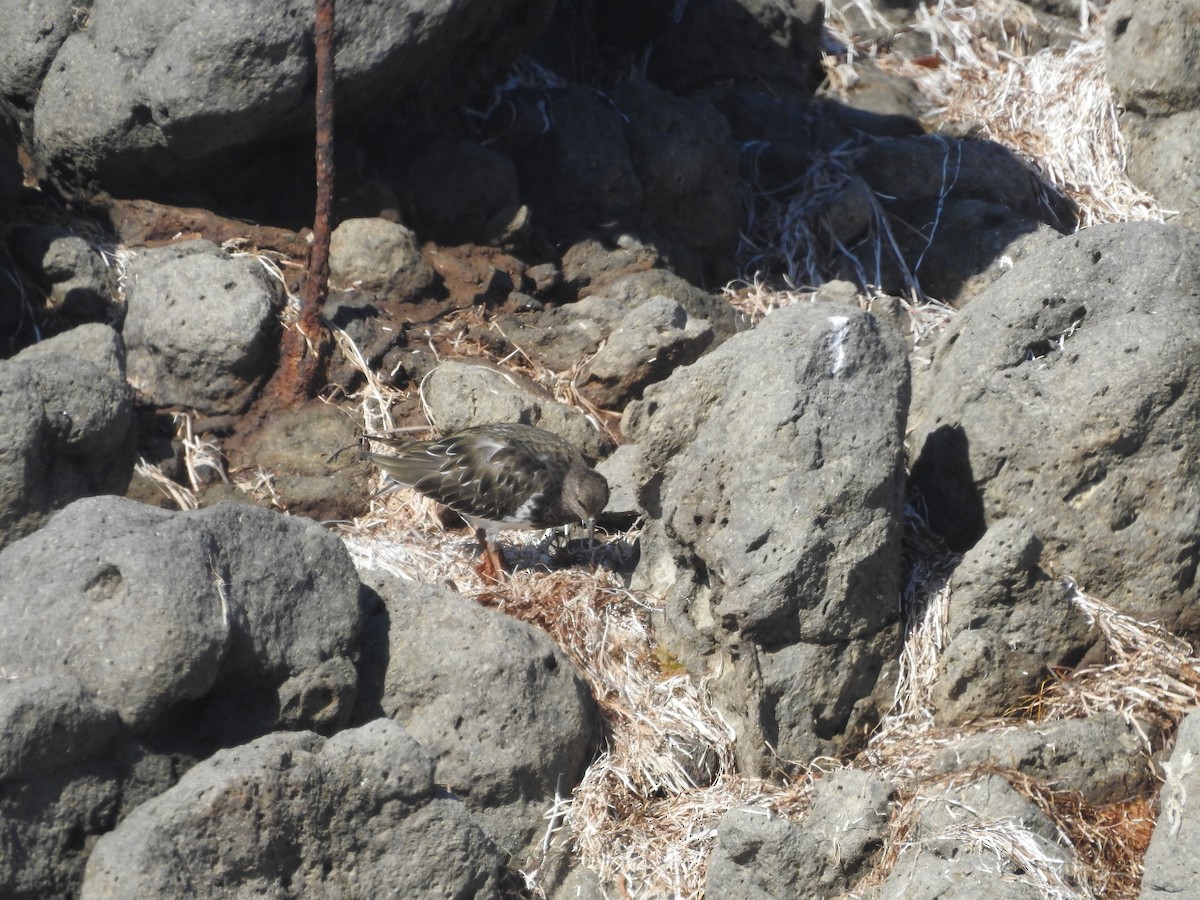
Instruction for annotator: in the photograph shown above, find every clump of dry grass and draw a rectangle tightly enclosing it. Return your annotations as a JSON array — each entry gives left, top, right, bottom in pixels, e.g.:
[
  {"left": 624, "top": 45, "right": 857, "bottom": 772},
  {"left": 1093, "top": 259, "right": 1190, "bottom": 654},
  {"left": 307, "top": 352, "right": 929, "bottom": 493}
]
[
  {"left": 133, "top": 411, "right": 230, "bottom": 510},
  {"left": 1036, "top": 584, "right": 1200, "bottom": 736}
]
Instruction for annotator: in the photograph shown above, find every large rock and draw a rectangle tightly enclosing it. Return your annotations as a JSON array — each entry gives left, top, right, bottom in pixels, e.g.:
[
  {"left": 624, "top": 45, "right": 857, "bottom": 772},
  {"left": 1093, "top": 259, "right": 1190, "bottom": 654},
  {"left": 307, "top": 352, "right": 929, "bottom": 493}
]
[
  {"left": 80, "top": 721, "right": 504, "bottom": 898},
  {"left": 0, "top": 323, "right": 135, "bottom": 547},
  {"left": 1141, "top": 709, "right": 1200, "bottom": 897},
  {"left": 0, "top": 676, "right": 167, "bottom": 899},
  {"left": 878, "top": 775, "right": 1078, "bottom": 899},
  {"left": 933, "top": 519, "right": 1098, "bottom": 724},
  {"left": 0, "top": 496, "right": 364, "bottom": 898},
  {"left": 360, "top": 575, "right": 599, "bottom": 863},
  {"left": 927, "top": 713, "right": 1158, "bottom": 806},
  {"left": 625, "top": 302, "right": 910, "bottom": 772},
  {"left": 122, "top": 240, "right": 278, "bottom": 415},
  {"left": 706, "top": 769, "right": 894, "bottom": 898},
  {"left": 0, "top": 496, "right": 362, "bottom": 737},
  {"left": 26, "top": 0, "right": 555, "bottom": 195},
  {"left": 1106, "top": 0, "right": 1200, "bottom": 231},
  {"left": 910, "top": 223, "right": 1200, "bottom": 632}
]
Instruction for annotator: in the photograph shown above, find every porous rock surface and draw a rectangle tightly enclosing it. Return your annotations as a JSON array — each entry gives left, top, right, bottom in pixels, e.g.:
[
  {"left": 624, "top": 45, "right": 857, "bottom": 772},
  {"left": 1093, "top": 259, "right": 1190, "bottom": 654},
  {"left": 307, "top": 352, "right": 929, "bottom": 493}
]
[{"left": 625, "top": 302, "right": 911, "bottom": 773}]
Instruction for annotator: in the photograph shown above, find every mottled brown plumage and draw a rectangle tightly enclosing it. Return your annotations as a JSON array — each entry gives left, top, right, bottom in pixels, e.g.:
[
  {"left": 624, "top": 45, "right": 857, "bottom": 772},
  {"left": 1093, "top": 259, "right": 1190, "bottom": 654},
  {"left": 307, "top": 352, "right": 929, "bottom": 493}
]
[{"left": 364, "top": 423, "right": 609, "bottom": 575}]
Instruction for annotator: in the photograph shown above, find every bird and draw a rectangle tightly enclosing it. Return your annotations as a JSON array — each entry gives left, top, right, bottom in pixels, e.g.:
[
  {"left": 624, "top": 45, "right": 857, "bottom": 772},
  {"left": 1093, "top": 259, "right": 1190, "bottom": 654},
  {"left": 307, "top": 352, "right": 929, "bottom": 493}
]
[{"left": 363, "top": 423, "right": 610, "bottom": 579}]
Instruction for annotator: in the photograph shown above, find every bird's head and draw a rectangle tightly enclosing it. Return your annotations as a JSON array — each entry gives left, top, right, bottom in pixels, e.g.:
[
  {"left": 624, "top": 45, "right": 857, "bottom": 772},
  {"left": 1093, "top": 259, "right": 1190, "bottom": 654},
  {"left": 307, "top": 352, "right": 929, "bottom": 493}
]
[{"left": 563, "top": 464, "right": 610, "bottom": 538}]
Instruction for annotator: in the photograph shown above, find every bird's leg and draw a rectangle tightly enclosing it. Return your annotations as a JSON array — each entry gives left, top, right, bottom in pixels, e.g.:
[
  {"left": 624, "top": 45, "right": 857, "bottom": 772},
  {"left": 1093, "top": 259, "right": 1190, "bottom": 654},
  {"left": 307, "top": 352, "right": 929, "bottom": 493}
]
[{"left": 475, "top": 528, "right": 505, "bottom": 582}]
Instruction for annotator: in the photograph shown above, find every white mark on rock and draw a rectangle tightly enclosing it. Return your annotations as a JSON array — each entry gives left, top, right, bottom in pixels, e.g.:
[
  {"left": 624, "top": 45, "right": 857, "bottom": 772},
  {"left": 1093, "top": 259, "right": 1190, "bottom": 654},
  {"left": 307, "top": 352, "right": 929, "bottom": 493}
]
[{"left": 828, "top": 316, "right": 850, "bottom": 376}]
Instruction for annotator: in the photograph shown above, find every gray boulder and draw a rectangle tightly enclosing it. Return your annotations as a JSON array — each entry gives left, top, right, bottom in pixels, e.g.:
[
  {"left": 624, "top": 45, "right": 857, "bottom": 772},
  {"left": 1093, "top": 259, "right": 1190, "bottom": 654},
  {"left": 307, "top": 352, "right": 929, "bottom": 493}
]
[
  {"left": 878, "top": 775, "right": 1078, "bottom": 899},
  {"left": 10, "top": 225, "right": 114, "bottom": 319},
  {"left": 421, "top": 358, "right": 615, "bottom": 459},
  {"left": 625, "top": 302, "right": 910, "bottom": 773},
  {"left": 123, "top": 240, "right": 278, "bottom": 415},
  {"left": 1106, "top": 0, "right": 1200, "bottom": 231},
  {"left": 0, "top": 323, "right": 135, "bottom": 547},
  {"left": 0, "top": 496, "right": 362, "bottom": 736},
  {"left": 910, "top": 222, "right": 1200, "bottom": 632},
  {"left": 79, "top": 721, "right": 503, "bottom": 899},
  {"left": 706, "top": 769, "right": 894, "bottom": 898},
  {"left": 928, "top": 713, "right": 1158, "bottom": 806},
  {"left": 361, "top": 575, "right": 600, "bottom": 864},
  {"left": 26, "top": 0, "right": 554, "bottom": 194},
  {"left": 933, "top": 519, "right": 1098, "bottom": 725},
  {"left": 1141, "top": 709, "right": 1200, "bottom": 897}
]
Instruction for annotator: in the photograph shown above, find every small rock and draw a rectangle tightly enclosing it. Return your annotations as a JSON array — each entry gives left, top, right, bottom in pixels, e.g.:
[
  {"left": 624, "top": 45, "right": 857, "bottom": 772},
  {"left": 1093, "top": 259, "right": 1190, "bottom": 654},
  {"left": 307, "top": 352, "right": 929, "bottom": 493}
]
[
  {"left": 11, "top": 225, "right": 113, "bottom": 319},
  {"left": 0, "top": 322, "right": 135, "bottom": 546},
  {"left": 0, "top": 676, "right": 122, "bottom": 782},
  {"left": 421, "top": 359, "right": 615, "bottom": 460},
  {"left": 579, "top": 294, "right": 713, "bottom": 409},
  {"left": 123, "top": 240, "right": 278, "bottom": 415},
  {"left": 706, "top": 769, "right": 894, "bottom": 898},
  {"left": 223, "top": 401, "right": 371, "bottom": 522},
  {"left": 329, "top": 217, "right": 438, "bottom": 300},
  {"left": 407, "top": 138, "right": 522, "bottom": 246},
  {"left": 878, "top": 775, "right": 1077, "bottom": 899},
  {"left": 933, "top": 519, "right": 1098, "bottom": 725}
]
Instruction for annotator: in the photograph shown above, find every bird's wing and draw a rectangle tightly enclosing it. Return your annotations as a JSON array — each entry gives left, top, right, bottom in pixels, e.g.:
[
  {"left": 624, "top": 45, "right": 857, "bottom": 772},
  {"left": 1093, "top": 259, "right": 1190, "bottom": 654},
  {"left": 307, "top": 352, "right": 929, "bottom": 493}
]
[{"left": 427, "top": 431, "right": 558, "bottom": 523}]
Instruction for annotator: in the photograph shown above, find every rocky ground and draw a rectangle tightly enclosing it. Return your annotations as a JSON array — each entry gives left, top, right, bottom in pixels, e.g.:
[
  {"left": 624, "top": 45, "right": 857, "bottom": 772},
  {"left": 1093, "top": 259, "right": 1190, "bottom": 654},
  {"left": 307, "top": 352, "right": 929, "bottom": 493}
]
[{"left": 2, "top": 0, "right": 1200, "bottom": 897}]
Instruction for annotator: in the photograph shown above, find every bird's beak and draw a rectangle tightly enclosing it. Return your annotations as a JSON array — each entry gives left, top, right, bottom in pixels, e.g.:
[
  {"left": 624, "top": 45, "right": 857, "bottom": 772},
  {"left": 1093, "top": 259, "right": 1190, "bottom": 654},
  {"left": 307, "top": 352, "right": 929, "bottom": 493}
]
[{"left": 585, "top": 517, "right": 596, "bottom": 547}]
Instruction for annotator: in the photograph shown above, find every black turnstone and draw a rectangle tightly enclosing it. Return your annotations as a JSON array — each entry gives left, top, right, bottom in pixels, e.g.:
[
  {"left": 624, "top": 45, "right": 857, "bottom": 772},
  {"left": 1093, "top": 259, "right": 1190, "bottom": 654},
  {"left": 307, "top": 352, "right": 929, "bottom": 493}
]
[{"left": 364, "top": 423, "right": 610, "bottom": 576}]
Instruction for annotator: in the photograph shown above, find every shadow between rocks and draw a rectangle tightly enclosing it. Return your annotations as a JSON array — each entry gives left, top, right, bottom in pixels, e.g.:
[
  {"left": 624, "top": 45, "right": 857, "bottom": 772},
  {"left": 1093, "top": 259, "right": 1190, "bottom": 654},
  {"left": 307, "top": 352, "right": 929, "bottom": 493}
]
[{"left": 909, "top": 422, "right": 987, "bottom": 554}]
